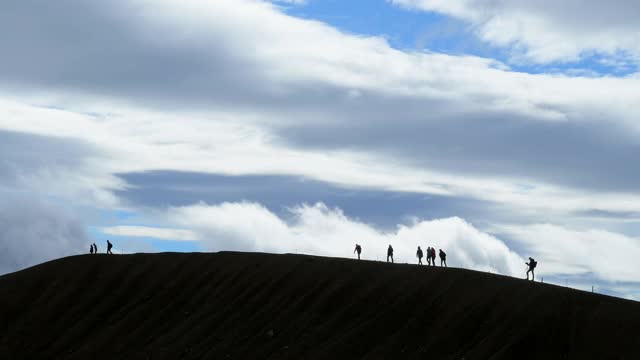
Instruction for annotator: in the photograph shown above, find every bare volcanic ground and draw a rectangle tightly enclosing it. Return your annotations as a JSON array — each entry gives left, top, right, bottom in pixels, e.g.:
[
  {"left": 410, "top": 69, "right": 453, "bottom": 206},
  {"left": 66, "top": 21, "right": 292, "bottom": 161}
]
[{"left": 1, "top": 252, "right": 639, "bottom": 359}]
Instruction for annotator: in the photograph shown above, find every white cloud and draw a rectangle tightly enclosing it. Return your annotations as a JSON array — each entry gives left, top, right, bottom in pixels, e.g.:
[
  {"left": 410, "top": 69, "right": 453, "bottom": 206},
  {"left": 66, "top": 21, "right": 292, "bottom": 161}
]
[
  {"left": 164, "top": 201, "right": 525, "bottom": 276},
  {"left": 391, "top": 0, "right": 640, "bottom": 64},
  {"left": 494, "top": 223, "right": 640, "bottom": 282}
]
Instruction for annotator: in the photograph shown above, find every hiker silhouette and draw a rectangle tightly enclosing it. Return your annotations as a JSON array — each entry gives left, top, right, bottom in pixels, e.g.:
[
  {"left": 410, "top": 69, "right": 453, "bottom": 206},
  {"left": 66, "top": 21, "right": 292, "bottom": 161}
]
[
  {"left": 430, "top": 247, "right": 436, "bottom": 266},
  {"left": 107, "top": 240, "right": 113, "bottom": 255},
  {"left": 354, "top": 244, "right": 362, "bottom": 260},
  {"left": 439, "top": 249, "right": 447, "bottom": 267},
  {"left": 526, "top": 257, "right": 537, "bottom": 281},
  {"left": 89, "top": 244, "right": 94, "bottom": 254},
  {"left": 416, "top": 246, "right": 423, "bottom": 265},
  {"left": 93, "top": 243, "right": 98, "bottom": 254},
  {"left": 387, "top": 245, "right": 394, "bottom": 263}
]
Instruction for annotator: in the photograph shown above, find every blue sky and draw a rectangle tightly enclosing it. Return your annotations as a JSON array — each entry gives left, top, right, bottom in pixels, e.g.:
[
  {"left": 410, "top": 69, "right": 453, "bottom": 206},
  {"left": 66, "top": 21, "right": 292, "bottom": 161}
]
[{"left": 2, "top": 0, "right": 640, "bottom": 300}]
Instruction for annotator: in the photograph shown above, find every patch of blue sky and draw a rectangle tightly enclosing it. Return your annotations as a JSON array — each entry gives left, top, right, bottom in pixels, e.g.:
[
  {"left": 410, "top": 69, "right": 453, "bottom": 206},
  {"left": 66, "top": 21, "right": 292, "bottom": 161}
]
[
  {"left": 91, "top": 208, "right": 170, "bottom": 229},
  {"left": 281, "top": 0, "right": 638, "bottom": 77},
  {"left": 84, "top": 208, "right": 143, "bottom": 228},
  {"left": 146, "top": 239, "right": 201, "bottom": 253},
  {"left": 282, "top": 0, "right": 479, "bottom": 53},
  {"left": 509, "top": 51, "right": 639, "bottom": 77}
]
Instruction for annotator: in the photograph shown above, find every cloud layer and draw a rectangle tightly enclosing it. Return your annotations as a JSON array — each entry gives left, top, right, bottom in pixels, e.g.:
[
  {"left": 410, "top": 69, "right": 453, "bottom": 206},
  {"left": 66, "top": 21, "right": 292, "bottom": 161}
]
[{"left": 1, "top": 0, "right": 640, "bottom": 221}]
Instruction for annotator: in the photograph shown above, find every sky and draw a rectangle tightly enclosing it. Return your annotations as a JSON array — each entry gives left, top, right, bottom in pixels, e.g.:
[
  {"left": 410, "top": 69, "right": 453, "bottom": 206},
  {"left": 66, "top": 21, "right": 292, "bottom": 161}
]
[{"left": 2, "top": 0, "right": 640, "bottom": 299}]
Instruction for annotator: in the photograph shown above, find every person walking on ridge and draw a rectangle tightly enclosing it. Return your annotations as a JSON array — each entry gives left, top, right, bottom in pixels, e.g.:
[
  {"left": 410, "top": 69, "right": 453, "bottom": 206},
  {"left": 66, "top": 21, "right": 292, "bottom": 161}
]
[
  {"left": 439, "top": 249, "right": 447, "bottom": 267},
  {"left": 93, "top": 243, "right": 98, "bottom": 254},
  {"left": 430, "top": 247, "right": 436, "bottom": 266},
  {"left": 526, "top": 257, "right": 537, "bottom": 281},
  {"left": 107, "top": 240, "right": 113, "bottom": 255},
  {"left": 354, "top": 244, "right": 362, "bottom": 260},
  {"left": 387, "top": 245, "right": 394, "bottom": 263},
  {"left": 425, "top": 247, "right": 430, "bottom": 266},
  {"left": 416, "top": 246, "right": 423, "bottom": 265},
  {"left": 90, "top": 244, "right": 94, "bottom": 254}
]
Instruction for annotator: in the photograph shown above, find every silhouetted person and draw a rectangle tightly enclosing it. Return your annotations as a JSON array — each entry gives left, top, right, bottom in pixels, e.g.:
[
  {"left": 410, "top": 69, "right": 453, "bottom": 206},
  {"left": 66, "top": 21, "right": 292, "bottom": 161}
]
[
  {"left": 93, "top": 243, "right": 98, "bottom": 254},
  {"left": 439, "top": 249, "right": 447, "bottom": 267},
  {"left": 354, "top": 244, "right": 362, "bottom": 260},
  {"left": 526, "top": 257, "right": 537, "bottom": 281},
  {"left": 424, "top": 247, "right": 429, "bottom": 265},
  {"left": 90, "top": 244, "right": 94, "bottom": 254},
  {"left": 416, "top": 246, "right": 423, "bottom": 265},
  {"left": 387, "top": 245, "right": 394, "bottom": 263},
  {"left": 430, "top": 247, "right": 436, "bottom": 266},
  {"left": 107, "top": 240, "right": 113, "bottom": 255}
]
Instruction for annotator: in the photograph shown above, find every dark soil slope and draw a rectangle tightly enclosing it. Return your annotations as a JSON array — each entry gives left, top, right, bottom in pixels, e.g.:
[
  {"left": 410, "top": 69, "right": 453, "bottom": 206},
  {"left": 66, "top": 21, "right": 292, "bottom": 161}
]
[{"left": 1, "top": 252, "right": 638, "bottom": 359}]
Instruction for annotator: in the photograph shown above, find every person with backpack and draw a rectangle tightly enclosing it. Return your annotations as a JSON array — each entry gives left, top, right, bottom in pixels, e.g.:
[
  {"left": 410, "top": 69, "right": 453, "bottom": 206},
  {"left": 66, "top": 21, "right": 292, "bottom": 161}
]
[
  {"left": 387, "top": 245, "right": 394, "bottom": 263},
  {"left": 416, "top": 246, "right": 424, "bottom": 265},
  {"left": 526, "top": 257, "right": 537, "bottom": 281},
  {"left": 89, "top": 244, "right": 94, "bottom": 254},
  {"left": 354, "top": 244, "right": 362, "bottom": 260},
  {"left": 439, "top": 249, "right": 447, "bottom": 267},
  {"left": 107, "top": 240, "right": 113, "bottom": 255}
]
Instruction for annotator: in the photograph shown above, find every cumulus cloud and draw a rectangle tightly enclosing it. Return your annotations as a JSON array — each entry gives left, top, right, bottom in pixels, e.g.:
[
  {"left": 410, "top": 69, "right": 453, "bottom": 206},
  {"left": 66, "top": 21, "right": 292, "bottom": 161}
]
[
  {"left": 162, "top": 201, "right": 524, "bottom": 276},
  {"left": 0, "top": 198, "right": 90, "bottom": 275},
  {"left": 391, "top": 0, "right": 640, "bottom": 64}
]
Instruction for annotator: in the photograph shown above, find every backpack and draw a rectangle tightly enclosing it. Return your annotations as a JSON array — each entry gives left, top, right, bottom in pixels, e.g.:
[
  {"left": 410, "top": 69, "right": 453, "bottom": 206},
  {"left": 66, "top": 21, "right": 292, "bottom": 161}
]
[{"left": 531, "top": 260, "right": 537, "bottom": 269}]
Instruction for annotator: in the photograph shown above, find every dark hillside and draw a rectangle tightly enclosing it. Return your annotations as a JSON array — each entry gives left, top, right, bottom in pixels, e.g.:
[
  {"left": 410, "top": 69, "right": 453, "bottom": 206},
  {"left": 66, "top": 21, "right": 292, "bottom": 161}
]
[{"left": 0, "top": 252, "right": 638, "bottom": 359}]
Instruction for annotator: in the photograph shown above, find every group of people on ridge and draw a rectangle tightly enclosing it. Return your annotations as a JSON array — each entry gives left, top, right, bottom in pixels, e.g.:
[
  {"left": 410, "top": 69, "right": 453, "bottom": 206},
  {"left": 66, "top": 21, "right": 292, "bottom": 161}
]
[
  {"left": 353, "top": 243, "right": 538, "bottom": 281},
  {"left": 416, "top": 246, "right": 446, "bottom": 267},
  {"left": 353, "top": 244, "right": 447, "bottom": 267},
  {"left": 89, "top": 240, "right": 114, "bottom": 255}
]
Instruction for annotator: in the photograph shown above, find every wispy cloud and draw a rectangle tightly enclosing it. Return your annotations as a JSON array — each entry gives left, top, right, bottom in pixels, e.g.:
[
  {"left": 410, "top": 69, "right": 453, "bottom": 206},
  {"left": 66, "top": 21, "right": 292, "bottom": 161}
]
[{"left": 390, "top": 0, "right": 640, "bottom": 65}]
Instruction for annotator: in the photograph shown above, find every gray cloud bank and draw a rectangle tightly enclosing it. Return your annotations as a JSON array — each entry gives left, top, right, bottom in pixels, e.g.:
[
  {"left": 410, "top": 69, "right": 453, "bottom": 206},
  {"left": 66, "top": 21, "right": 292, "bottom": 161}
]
[{"left": 0, "top": 197, "right": 89, "bottom": 275}]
